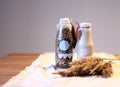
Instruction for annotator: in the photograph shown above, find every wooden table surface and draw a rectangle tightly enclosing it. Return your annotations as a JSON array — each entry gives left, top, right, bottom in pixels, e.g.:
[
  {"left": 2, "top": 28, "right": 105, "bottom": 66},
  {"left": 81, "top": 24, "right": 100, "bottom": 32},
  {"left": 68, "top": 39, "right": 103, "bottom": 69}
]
[
  {"left": 0, "top": 53, "right": 40, "bottom": 86},
  {"left": 0, "top": 53, "right": 120, "bottom": 86}
]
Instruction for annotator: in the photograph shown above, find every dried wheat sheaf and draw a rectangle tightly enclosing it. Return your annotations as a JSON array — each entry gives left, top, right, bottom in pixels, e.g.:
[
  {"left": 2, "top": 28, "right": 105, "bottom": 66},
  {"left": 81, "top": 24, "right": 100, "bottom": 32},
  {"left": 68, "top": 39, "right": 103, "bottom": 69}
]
[{"left": 54, "top": 57, "right": 113, "bottom": 78}]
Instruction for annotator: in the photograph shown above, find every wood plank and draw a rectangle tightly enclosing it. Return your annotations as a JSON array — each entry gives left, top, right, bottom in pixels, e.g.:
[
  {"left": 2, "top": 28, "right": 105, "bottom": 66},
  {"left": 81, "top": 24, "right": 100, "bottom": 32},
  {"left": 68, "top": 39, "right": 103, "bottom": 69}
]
[
  {"left": 0, "top": 66, "right": 24, "bottom": 76},
  {"left": 0, "top": 76, "right": 13, "bottom": 85},
  {"left": 0, "top": 53, "right": 39, "bottom": 85},
  {"left": 0, "top": 66, "right": 25, "bottom": 76},
  {"left": 0, "top": 53, "right": 40, "bottom": 60},
  {"left": 7, "top": 53, "right": 40, "bottom": 56},
  {"left": 0, "top": 55, "right": 39, "bottom": 60},
  {"left": 0, "top": 60, "right": 34, "bottom": 66}
]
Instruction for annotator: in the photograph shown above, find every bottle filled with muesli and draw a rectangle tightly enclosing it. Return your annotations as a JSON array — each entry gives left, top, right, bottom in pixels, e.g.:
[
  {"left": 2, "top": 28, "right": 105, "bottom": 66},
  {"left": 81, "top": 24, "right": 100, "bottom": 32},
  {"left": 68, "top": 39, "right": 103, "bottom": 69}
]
[{"left": 55, "top": 18, "right": 76, "bottom": 68}]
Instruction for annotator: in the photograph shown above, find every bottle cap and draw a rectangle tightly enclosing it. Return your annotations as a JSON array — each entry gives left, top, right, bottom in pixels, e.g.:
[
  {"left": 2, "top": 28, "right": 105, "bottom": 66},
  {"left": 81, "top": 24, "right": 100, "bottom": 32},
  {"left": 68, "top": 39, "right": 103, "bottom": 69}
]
[
  {"left": 59, "top": 18, "right": 71, "bottom": 24},
  {"left": 80, "top": 23, "right": 91, "bottom": 28}
]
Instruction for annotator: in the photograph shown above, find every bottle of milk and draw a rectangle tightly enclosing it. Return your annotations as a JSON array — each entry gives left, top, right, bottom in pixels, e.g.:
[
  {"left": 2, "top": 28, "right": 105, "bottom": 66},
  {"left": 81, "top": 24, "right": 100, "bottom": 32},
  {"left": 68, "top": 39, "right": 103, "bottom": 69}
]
[{"left": 77, "top": 23, "right": 94, "bottom": 58}]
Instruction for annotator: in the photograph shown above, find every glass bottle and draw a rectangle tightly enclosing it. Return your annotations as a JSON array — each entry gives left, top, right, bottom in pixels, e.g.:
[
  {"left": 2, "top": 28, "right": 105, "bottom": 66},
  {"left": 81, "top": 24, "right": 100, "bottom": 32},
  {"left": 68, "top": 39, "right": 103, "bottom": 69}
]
[
  {"left": 55, "top": 18, "right": 76, "bottom": 68},
  {"left": 77, "top": 23, "right": 94, "bottom": 58}
]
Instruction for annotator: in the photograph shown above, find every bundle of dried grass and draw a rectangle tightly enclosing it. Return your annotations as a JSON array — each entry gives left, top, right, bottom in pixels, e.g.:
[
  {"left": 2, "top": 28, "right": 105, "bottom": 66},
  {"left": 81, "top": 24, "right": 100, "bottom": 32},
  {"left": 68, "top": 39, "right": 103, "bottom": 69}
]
[
  {"left": 115, "top": 54, "right": 120, "bottom": 59},
  {"left": 54, "top": 57, "right": 113, "bottom": 78}
]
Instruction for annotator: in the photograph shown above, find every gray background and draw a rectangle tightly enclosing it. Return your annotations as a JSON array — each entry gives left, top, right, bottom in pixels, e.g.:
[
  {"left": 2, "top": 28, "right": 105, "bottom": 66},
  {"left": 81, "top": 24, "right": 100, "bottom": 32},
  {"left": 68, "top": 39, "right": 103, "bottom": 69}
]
[{"left": 0, "top": 0, "right": 120, "bottom": 56}]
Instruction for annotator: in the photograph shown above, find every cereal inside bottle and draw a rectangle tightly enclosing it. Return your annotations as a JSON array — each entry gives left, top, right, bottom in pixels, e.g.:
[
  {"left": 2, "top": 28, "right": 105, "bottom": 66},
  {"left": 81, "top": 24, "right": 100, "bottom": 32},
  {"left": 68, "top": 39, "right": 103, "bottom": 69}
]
[{"left": 55, "top": 18, "right": 76, "bottom": 68}]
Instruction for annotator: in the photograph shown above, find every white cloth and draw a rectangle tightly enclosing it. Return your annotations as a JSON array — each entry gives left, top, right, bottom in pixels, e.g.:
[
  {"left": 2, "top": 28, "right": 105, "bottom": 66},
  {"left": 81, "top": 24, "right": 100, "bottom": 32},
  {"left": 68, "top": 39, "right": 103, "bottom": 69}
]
[{"left": 2, "top": 52, "right": 120, "bottom": 87}]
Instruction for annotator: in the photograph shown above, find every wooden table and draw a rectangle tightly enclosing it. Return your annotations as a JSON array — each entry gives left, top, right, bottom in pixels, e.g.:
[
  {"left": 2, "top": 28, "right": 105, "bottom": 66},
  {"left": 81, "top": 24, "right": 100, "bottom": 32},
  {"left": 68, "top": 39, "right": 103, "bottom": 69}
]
[
  {"left": 0, "top": 53, "right": 40, "bottom": 85},
  {"left": 1, "top": 53, "right": 120, "bottom": 86}
]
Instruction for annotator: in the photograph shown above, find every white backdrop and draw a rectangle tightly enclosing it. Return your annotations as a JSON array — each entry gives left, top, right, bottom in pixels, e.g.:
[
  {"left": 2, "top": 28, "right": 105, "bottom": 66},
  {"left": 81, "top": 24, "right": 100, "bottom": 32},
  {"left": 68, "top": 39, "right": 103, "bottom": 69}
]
[{"left": 0, "top": 0, "right": 120, "bottom": 56}]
